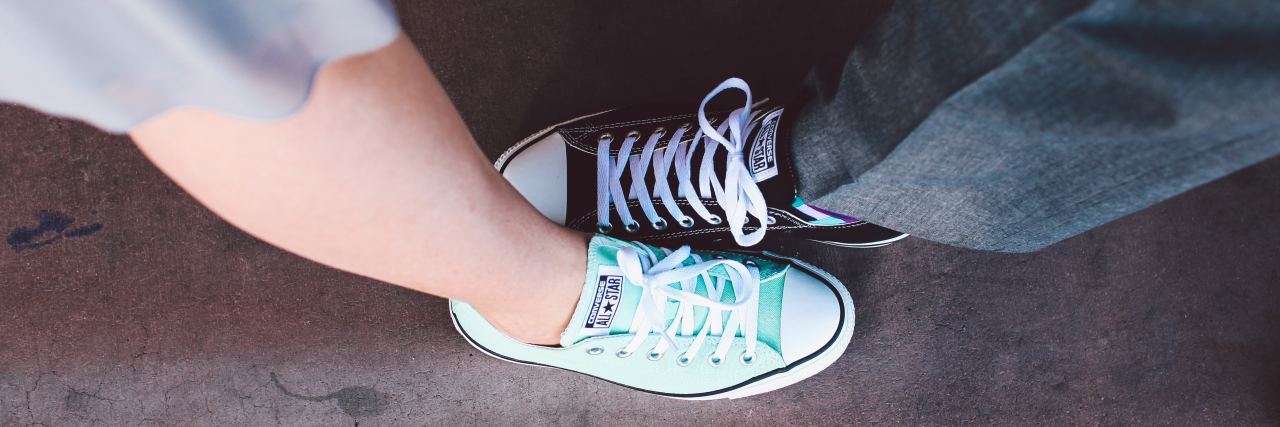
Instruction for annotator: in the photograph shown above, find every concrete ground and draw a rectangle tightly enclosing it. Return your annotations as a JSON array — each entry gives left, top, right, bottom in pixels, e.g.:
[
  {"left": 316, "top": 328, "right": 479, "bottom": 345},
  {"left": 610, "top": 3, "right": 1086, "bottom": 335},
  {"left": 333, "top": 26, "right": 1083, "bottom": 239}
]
[{"left": 2, "top": 1, "right": 1278, "bottom": 425}]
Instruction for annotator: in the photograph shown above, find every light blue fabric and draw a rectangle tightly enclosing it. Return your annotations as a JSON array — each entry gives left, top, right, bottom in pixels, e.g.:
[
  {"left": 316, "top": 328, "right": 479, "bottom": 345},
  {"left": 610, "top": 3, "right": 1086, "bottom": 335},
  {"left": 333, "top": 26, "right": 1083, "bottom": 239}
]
[{"left": 0, "top": 0, "right": 400, "bottom": 133}]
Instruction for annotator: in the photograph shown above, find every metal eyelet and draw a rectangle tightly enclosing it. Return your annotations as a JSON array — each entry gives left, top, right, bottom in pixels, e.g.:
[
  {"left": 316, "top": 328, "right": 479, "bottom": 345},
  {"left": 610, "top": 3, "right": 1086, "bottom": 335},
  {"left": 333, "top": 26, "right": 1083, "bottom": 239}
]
[
  {"left": 616, "top": 349, "right": 633, "bottom": 358},
  {"left": 586, "top": 347, "right": 604, "bottom": 355},
  {"left": 598, "top": 133, "right": 614, "bottom": 144},
  {"left": 624, "top": 221, "right": 641, "bottom": 233},
  {"left": 767, "top": 215, "right": 777, "bottom": 225},
  {"left": 678, "top": 123, "right": 692, "bottom": 131},
  {"left": 713, "top": 254, "right": 725, "bottom": 259},
  {"left": 652, "top": 127, "right": 667, "bottom": 138},
  {"left": 676, "top": 354, "right": 692, "bottom": 367},
  {"left": 647, "top": 351, "right": 663, "bottom": 361},
  {"left": 707, "top": 215, "right": 723, "bottom": 225},
  {"left": 625, "top": 130, "right": 642, "bottom": 140},
  {"left": 652, "top": 218, "right": 668, "bottom": 231},
  {"left": 708, "top": 355, "right": 724, "bottom": 367},
  {"left": 597, "top": 223, "right": 613, "bottom": 233},
  {"left": 740, "top": 352, "right": 755, "bottom": 365},
  {"left": 677, "top": 216, "right": 695, "bottom": 228},
  {"left": 744, "top": 259, "right": 757, "bottom": 267}
]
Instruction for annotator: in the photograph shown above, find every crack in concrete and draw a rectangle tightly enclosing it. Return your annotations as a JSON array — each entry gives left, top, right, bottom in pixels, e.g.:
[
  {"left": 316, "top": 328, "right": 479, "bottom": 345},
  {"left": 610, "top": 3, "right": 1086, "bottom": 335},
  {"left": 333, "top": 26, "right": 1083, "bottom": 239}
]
[{"left": 24, "top": 371, "right": 50, "bottom": 425}]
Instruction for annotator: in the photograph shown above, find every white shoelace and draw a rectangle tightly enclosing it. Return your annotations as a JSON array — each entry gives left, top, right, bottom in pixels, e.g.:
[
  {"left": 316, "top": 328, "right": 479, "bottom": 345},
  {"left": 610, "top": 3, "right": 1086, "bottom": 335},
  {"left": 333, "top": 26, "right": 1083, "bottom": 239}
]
[
  {"left": 614, "top": 244, "right": 761, "bottom": 366},
  {"left": 596, "top": 78, "right": 771, "bottom": 247}
]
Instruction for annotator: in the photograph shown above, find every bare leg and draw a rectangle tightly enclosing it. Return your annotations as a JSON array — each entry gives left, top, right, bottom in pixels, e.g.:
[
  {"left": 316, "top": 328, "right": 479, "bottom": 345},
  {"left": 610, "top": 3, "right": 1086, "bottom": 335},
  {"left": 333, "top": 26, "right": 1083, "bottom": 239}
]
[{"left": 130, "top": 34, "right": 583, "bottom": 345}]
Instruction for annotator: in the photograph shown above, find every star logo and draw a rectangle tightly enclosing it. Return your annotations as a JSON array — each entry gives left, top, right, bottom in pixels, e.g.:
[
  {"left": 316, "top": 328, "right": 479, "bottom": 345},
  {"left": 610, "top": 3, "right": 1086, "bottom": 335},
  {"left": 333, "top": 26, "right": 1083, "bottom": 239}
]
[{"left": 585, "top": 271, "right": 625, "bottom": 330}]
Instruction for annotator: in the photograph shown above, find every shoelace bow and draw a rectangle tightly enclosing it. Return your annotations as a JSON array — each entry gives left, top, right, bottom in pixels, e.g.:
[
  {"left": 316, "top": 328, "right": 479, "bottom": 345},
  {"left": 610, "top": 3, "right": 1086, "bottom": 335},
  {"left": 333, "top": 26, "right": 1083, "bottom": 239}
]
[
  {"left": 614, "top": 244, "right": 761, "bottom": 366},
  {"left": 596, "top": 78, "right": 771, "bottom": 246}
]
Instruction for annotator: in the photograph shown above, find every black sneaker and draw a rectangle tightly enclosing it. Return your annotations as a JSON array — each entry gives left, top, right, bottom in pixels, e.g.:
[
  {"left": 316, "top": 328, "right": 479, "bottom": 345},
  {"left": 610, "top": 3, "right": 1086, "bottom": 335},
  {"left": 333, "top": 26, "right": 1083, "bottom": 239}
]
[{"left": 496, "top": 78, "right": 907, "bottom": 249}]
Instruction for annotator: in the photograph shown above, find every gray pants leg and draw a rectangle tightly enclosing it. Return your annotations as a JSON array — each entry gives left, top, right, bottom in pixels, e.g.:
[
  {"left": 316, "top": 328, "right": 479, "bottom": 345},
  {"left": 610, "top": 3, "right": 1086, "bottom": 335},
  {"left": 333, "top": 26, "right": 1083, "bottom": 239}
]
[{"left": 794, "top": 0, "right": 1280, "bottom": 252}]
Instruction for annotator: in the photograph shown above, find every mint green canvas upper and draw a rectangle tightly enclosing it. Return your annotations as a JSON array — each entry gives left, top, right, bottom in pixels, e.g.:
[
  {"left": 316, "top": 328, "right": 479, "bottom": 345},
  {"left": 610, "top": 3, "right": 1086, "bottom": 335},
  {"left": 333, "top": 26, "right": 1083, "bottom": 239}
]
[{"left": 450, "top": 235, "right": 792, "bottom": 396}]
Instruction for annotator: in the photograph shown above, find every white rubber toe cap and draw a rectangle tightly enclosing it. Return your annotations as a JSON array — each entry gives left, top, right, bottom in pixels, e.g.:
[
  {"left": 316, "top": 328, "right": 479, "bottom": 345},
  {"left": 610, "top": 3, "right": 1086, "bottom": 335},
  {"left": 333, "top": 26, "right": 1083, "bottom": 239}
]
[
  {"left": 499, "top": 133, "right": 568, "bottom": 224},
  {"left": 779, "top": 267, "right": 844, "bottom": 364}
]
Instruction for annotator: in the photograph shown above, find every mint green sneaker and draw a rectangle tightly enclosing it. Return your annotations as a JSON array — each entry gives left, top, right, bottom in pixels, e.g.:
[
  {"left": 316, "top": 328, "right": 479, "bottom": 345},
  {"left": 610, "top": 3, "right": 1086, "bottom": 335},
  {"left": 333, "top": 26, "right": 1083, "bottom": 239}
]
[{"left": 450, "top": 235, "right": 854, "bottom": 399}]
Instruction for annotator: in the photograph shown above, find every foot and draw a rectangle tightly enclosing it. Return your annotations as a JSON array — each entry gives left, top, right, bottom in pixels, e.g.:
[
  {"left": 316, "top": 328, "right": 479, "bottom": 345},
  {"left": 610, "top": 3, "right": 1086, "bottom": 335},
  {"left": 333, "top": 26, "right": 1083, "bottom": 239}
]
[
  {"left": 495, "top": 78, "right": 907, "bottom": 249},
  {"left": 450, "top": 234, "right": 854, "bottom": 399},
  {"left": 473, "top": 299, "right": 575, "bottom": 346}
]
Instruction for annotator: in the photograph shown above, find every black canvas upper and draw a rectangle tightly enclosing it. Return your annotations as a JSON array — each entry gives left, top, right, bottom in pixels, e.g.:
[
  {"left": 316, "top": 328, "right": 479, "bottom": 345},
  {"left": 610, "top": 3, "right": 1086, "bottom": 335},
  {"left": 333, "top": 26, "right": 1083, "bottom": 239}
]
[{"left": 505, "top": 99, "right": 905, "bottom": 249}]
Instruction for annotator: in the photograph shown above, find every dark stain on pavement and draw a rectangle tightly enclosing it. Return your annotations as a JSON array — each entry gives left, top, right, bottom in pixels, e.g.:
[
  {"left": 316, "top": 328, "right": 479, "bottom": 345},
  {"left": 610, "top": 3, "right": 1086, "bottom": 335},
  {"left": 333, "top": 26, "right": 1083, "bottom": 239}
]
[
  {"left": 270, "top": 372, "right": 390, "bottom": 418},
  {"left": 7, "top": 210, "right": 102, "bottom": 251},
  {"left": 64, "top": 387, "right": 118, "bottom": 412}
]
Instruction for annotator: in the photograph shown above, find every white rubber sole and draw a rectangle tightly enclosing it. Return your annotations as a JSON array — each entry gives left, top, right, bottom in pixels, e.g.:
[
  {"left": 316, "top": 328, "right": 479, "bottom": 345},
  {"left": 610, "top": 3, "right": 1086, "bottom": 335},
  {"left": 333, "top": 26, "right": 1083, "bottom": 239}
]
[
  {"left": 449, "top": 251, "right": 855, "bottom": 400},
  {"left": 811, "top": 232, "right": 911, "bottom": 249}
]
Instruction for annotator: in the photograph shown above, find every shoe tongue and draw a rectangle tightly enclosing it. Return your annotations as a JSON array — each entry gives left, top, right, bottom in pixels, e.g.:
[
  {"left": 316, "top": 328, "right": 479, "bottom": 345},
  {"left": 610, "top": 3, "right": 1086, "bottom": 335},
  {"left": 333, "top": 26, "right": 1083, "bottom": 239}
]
[
  {"left": 560, "top": 235, "right": 645, "bottom": 347},
  {"left": 744, "top": 107, "right": 785, "bottom": 184},
  {"left": 741, "top": 106, "right": 798, "bottom": 208},
  {"left": 741, "top": 105, "right": 862, "bottom": 224},
  {"left": 559, "top": 235, "right": 737, "bottom": 347}
]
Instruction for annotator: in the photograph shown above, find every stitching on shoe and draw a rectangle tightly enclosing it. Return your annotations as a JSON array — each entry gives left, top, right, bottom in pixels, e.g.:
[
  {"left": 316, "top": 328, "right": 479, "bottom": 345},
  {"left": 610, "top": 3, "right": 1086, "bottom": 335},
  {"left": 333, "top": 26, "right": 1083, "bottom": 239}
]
[
  {"left": 561, "top": 113, "right": 696, "bottom": 151},
  {"left": 559, "top": 106, "right": 751, "bottom": 154},
  {"left": 555, "top": 100, "right": 777, "bottom": 153},
  {"left": 563, "top": 112, "right": 698, "bottom": 133}
]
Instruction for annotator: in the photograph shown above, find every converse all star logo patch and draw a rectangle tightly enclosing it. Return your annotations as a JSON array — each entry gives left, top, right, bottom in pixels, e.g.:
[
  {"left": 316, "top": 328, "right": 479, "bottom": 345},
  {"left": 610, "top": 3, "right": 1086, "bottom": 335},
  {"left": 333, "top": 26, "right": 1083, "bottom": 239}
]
[
  {"left": 749, "top": 109, "right": 783, "bottom": 182},
  {"left": 584, "top": 265, "right": 624, "bottom": 330}
]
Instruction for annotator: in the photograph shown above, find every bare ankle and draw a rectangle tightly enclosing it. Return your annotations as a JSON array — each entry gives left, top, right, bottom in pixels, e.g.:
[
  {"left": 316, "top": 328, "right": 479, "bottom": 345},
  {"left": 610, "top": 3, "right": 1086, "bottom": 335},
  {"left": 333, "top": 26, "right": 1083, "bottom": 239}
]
[
  {"left": 475, "top": 303, "right": 574, "bottom": 346},
  {"left": 471, "top": 231, "right": 589, "bottom": 346}
]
